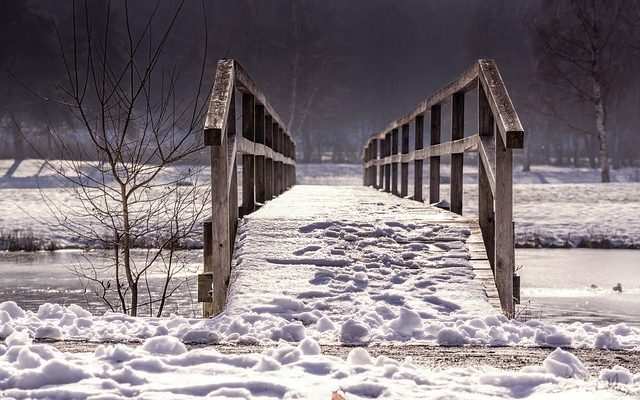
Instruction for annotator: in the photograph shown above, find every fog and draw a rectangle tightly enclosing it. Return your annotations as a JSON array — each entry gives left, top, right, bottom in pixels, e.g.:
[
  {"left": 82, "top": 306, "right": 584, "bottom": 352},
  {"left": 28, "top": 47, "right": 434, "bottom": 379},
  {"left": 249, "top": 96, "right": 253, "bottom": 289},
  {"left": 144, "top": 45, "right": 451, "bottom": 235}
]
[{"left": 1, "top": 0, "right": 639, "bottom": 169}]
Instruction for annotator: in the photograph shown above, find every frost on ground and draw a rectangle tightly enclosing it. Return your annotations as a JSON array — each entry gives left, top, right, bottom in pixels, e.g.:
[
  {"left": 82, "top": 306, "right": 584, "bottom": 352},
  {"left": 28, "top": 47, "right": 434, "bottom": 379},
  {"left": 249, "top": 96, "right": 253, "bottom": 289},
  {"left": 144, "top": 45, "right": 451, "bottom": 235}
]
[
  {"left": 0, "top": 332, "right": 639, "bottom": 399},
  {"left": 2, "top": 187, "right": 640, "bottom": 349}
]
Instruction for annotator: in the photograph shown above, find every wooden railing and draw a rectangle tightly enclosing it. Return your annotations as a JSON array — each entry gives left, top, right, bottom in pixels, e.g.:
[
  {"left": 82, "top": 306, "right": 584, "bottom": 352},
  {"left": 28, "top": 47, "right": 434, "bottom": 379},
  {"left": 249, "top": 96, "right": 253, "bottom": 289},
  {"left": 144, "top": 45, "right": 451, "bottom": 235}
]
[
  {"left": 199, "top": 59, "right": 297, "bottom": 317},
  {"left": 362, "top": 59, "right": 524, "bottom": 317}
]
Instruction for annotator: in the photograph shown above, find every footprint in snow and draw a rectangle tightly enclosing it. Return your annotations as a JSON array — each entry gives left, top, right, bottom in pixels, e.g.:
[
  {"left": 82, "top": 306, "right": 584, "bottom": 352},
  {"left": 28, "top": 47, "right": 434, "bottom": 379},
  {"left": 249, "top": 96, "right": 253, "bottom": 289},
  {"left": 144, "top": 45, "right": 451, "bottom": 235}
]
[{"left": 293, "top": 245, "right": 322, "bottom": 256}]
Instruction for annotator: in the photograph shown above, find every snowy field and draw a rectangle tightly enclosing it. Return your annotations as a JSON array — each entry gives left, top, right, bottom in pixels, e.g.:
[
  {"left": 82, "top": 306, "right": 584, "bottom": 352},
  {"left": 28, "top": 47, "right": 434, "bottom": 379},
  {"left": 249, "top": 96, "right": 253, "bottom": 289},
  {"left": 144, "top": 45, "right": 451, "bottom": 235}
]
[
  {"left": 1, "top": 160, "right": 639, "bottom": 249},
  {"left": 1, "top": 160, "right": 640, "bottom": 398}
]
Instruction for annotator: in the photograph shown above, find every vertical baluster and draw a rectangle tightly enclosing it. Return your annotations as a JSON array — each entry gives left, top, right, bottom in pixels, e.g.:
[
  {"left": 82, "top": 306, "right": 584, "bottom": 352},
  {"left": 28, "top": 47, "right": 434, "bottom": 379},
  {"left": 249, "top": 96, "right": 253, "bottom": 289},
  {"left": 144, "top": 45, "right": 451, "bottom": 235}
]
[
  {"left": 241, "top": 93, "right": 255, "bottom": 216},
  {"left": 401, "top": 124, "right": 409, "bottom": 197},
  {"left": 391, "top": 128, "right": 399, "bottom": 195},
  {"left": 429, "top": 105, "right": 441, "bottom": 204},
  {"left": 414, "top": 115, "right": 424, "bottom": 202},
  {"left": 450, "top": 92, "right": 464, "bottom": 215}
]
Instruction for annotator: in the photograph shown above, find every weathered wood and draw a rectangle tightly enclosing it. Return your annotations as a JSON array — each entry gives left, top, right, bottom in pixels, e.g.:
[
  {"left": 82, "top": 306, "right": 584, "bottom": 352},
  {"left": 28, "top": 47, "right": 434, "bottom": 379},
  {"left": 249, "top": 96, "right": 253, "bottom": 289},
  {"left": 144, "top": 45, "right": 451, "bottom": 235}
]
[
  {"left": 201, "top": 221, "right": 213, "bottom": 316},
  {"left": 241, "top": 93, "right": 255, "bottom": 216},
  {"left": 478, "top": 59, "right": 524, "bottom": 149},
  {"left": 209, "top": 86, "right": 233, "bottom": 316},
  {"left": 391, "top": 128, "right": 399, "bottom": 195},
  {"left": 204, "top": 60, "right": 235, "bottom": 146},
  {"left": 429, "top": 105, "right": 441, "bottom": 204},
  {"left": 384, "top": 132, "right": 391, "bottom": 192},
  {"left": 414, "top": 115, "right": 424, "bottom": 202},
  {"left": 450, "top": 92, "right": 464, "bottom": 215},
  {"left": 255, "top": 104, "right": 266, "bottom": 205},
  {"left": 478, "top": 157, "right": 495, "bottom": 271},
  {"left": 371, "top": 139, "right": 378, "bottom": 188},
  {"left": 401, "top": 124, "right": 409, "bottom": 197},
  {"left": 494, "top": 127, "right": 514, "bottom": 317},
  {"left": 364, "top": 135, "right": 479, "bottom": 168},
  {"left": 197, "top": 273, "right": 213, "bottom": 303}
]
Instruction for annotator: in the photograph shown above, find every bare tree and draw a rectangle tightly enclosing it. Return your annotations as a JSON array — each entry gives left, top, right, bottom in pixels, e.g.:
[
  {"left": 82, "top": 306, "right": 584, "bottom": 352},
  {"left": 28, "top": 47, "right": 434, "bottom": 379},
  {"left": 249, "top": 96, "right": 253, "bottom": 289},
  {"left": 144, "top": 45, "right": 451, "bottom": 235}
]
[
  {"left": 19, "top": 0, "right": 212, "bottom": 317},
  {"left": 531, "top": 0, "right": 639, "bottom": 182}
]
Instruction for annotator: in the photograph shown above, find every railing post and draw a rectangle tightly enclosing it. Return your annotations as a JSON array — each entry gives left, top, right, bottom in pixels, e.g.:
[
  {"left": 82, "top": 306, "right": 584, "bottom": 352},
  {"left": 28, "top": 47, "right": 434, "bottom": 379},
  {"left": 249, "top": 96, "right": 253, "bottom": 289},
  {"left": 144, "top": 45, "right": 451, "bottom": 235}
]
[
  {"left": 384, "top": 132, "right": 391, "bottom": 192},
  {"left": 391, "top": 128, "right": 399, "bottom": 196},
  {"left": 255, "top": 104, "right": 266, "bottom": 205},
  {"left": 377, "top": 139, "right": 383, "bottom": 189},
  {"left": 265, "top": 117, "right": 274, "bottom": 201},
  {"left": 200, "top": 220, "right": 213, "bottom": 317},
  {"left": 208, "top": 86, "right": 235, "bottom": 316},
  {"left": 241, "top": 93, "right": 255, "bottom": 216},
  {"left": 478, "top": 84, "right": 495, "bottom": 270},
  {"left": 400, "top": 124, "right": 409, "bottom": 197},
  {"left": 371, "top": 139, "right": 378, "bottom": 188},
  {"left": 273, "top": 124, "right": 280, "bottom": 196},
  {"left": 429, "top": 105, "right": 441, "bottom": 204},
  {"left": 277, "top": 128, "right": 284, "bottom": 195},
  {"left": 495, "top": 122, "right": 515, "bottom": 318},
  {"left": 414, "top": 115, "right": 424, "bottom": 202},
  {"left": 451, "top": 92, "right": 464, "bottom": 215}
]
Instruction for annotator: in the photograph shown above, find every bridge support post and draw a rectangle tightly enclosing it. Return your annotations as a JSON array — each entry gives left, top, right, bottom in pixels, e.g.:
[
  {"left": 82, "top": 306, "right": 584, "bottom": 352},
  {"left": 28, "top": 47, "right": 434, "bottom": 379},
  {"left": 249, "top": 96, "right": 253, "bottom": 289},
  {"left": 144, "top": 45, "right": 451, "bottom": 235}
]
[
  {"left": 371, "top": 139, "right": 378, "bottom": 188},
  {"left": 391, "top": 128, "right": 399, "bottom": 195},
  {"left": 255, "top": 104, "right": 266, "bottom": 205},
  {"left": 451, "top": 92, "right": 464, "bottom": 215},
  {"left": 377, "top": 139, "right": 384, "bottom": 189},
  {"left": 265, "top": 120, "right": 274, "bottom": 200},
  {"left": 414, "top": 115, "right": 424, "bottom": 202},
  {"left": 241, "top": 93, "right": 255, "bottom": 216},
  {"left": 429, "top": 105, "right": 441, "bottom": 204},
  {"left": 401, "top": 124, "right": 409, "bottom": 197},
  {"left": 384, "top": 132, "right": 391, "bottom": 192}
]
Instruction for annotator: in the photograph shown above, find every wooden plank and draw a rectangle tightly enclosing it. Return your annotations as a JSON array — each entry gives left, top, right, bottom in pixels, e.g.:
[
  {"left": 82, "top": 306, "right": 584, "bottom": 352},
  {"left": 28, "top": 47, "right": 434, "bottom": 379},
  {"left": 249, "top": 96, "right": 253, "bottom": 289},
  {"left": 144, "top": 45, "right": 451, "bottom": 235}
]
[
  {"left": 401, "top": 124, "right": 409, "bottom": 197},
  {"left": 494, "top": 126, "right": 514, "bottom": 317},
  {"left": 478, "top": 156, "right": 495, "bottom": 270},
  {"left": 204, "top": 59, "right": 235, "bottom": 146},
  {"left": 414, "top": 115, "right": 424, "bottom": 202},
  {"left": 209, "top": 87, "right": 233, "bottom": 316},
  {"left": 391, "top": 128, "right": 399, "bottom": 196},
  {"left": 477, "top": 59, "right": 524, "bottom": 149},
  {"left": 241, "top": 93, "right": 255, "bottom": 216},
  {"left": 372, "top": 139, "right": 378, "bottom": 188},
  {"left": 450, "top": 92, "right": 464, "bottom": 215},
  {"left": 255, "top": 104, "right": 266, "bottom": 204},
  {"left": 429, "top": 105, "right": 441, "bottom": 204},
  {"left": 201, "top": 221, "right": 213, "bottom": 316},
  {"left": 384, "top": 132, "right": 391, "bottom": 193}
]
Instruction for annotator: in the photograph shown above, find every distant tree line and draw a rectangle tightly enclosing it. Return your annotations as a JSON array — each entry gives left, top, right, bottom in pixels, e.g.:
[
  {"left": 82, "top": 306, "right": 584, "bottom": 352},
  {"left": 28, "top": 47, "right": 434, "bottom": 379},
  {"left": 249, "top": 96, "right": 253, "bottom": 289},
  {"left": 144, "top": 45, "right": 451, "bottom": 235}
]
[{"left": 1, "top": 0, "right": 639, "bottom": 180}]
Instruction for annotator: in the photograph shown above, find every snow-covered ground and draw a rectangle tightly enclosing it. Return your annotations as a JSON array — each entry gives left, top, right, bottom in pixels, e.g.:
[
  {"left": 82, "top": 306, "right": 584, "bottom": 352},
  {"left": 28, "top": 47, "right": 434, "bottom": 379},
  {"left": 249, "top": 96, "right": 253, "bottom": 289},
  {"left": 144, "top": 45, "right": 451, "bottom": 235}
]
[
  {"left": 2, "top": 160, "right": 639, "bottom": 249},
  {"left": 2, "top": 187, "right": 639, "bottom": 349},
  {"left": 1, "top": 330, "right": 638, "bottom": 399}
]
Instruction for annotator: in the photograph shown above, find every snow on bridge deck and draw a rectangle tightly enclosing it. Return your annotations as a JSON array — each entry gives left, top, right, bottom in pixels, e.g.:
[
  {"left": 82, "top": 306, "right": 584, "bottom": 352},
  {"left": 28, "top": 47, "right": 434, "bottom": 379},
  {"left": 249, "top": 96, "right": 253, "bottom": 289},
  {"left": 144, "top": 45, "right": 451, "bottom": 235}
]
[{"left": 226, "top": 185, "right": 500, "bottom": 343}]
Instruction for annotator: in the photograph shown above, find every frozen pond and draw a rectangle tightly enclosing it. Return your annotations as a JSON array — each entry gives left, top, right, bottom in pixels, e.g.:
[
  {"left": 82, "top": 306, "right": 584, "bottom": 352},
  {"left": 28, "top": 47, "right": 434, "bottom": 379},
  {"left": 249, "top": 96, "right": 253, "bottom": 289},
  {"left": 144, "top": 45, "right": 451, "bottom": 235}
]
[
  {"left": 0, "top": 249, "right": 638, "bottom": 326},
  {"left": 0, "top": 250, "right": 201, "bottom": 318},
  {"left": 517, "top": 248, "right": 640, "bottom": 326}
]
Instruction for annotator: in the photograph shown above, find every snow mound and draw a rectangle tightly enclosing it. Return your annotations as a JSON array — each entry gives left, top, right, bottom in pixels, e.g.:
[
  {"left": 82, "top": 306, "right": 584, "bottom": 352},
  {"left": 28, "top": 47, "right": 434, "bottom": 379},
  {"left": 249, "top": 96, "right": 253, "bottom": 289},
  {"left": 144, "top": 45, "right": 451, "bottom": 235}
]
[{"left": 543, "top": 348, "right": 589, "bottom": 380}]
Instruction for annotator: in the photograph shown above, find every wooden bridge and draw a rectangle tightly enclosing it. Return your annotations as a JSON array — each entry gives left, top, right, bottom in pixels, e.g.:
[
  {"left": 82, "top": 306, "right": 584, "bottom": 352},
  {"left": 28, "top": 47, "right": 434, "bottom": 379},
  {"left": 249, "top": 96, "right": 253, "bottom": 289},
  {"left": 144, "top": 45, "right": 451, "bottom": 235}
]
[{"left": 198, "top": 59, "right": 524, "bottom": 320}]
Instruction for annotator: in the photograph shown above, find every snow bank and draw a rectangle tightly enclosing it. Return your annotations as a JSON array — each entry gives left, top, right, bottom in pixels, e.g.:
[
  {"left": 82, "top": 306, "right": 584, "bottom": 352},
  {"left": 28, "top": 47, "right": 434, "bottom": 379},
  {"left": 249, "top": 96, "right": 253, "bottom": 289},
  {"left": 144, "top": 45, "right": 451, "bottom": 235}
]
[{"left": 1, "top": 336, "right": 639, "bottom": 398}]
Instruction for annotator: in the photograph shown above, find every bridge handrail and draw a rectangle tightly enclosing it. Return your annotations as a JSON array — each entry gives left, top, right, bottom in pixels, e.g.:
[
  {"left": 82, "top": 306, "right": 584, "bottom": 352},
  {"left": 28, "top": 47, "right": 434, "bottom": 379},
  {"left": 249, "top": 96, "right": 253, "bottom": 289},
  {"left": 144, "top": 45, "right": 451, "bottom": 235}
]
[
  {"left": 200, "top": 59, "right": 296, "bottom": 317},
  {"left": 362, "top": 59, "right": 523, "bottom": 317}
]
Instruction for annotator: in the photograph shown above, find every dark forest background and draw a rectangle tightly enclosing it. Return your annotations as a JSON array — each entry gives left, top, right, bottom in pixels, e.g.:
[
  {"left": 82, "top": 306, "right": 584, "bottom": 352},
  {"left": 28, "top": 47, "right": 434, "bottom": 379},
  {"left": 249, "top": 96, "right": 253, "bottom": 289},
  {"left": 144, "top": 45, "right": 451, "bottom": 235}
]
[{"left": 1, "top": 0, "right": 639, "bottom": 169}]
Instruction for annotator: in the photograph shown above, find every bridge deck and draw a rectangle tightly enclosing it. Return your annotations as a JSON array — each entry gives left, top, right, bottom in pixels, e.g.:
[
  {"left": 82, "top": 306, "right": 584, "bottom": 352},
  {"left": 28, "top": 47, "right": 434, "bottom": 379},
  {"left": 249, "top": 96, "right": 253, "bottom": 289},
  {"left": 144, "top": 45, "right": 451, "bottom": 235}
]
[{"left": 225, "top": 185, "right": 500, "bottom": 343}]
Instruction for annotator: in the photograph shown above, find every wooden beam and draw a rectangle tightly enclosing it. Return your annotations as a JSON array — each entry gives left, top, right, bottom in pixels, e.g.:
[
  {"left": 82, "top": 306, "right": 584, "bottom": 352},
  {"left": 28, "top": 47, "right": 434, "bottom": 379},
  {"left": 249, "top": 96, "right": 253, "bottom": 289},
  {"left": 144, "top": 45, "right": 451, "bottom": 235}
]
[
  {"left": 430, "top": 105, "right": 441, "bottom": 204},
  {"left": 241, "top": 93, "right": 255, "bottom": 216},
  {"left": 204, "top": 59, "right": 235, "bottom": 146},
  {"left": 255, "top": 104, "right": 266, "bottom": 204},
  {"left": 401, "top": 124, "right": 409, "bottom": 197},
  {"left": 391, "top": 128, "right": 399, "bottom": 196},
  {"left": 450, "top": 92, "right": 464, "bottom": 215},
  {"left": 414, "top": 114, "right": 424, "bottom": 202},
  {"left": 477, "top": 59, "right": 524, "bottom": 149},
  {"left": 494, "top": 125, "right": 515, "bottom": 317}
]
